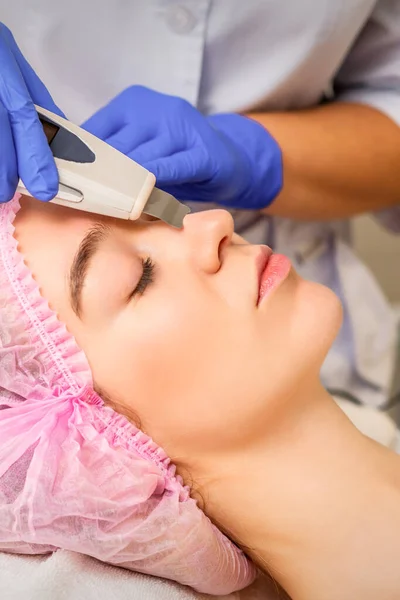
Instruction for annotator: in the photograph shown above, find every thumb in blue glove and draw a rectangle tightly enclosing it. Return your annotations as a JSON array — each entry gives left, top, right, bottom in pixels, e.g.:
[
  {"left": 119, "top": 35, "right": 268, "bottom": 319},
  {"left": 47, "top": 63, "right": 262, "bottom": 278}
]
[
  {"left": 82, "top": 85, "right": 282, "bottom": 211},
  {"left": 0, "top": 23, "right": 64, "bottom": 203}
]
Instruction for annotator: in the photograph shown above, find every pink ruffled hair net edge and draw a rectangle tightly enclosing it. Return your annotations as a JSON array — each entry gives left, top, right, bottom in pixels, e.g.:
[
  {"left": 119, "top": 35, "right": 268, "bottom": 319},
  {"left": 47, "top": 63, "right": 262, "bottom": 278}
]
[{"left": 0, "top": 196, "right": 256, "bottom": 594}]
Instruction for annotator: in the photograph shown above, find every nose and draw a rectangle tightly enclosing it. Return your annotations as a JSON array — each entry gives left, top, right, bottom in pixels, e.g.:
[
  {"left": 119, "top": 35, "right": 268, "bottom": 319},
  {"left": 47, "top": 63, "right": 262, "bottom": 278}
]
[{"left": 183, "top": 209, "right": 234, "bottom": 273}]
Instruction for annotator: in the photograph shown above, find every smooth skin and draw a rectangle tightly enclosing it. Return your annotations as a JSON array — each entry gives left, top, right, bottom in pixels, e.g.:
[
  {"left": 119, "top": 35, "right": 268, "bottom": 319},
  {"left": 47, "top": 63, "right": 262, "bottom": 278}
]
[{"left": 14, "top": 197, "right": 400, "bottom": 600}]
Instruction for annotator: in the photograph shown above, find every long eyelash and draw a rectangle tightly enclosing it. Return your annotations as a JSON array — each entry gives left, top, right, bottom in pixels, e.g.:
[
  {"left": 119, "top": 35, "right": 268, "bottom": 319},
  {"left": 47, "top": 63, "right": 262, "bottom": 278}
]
[{"left": 130, "top": 257, "right": 155, "bottom": 299}]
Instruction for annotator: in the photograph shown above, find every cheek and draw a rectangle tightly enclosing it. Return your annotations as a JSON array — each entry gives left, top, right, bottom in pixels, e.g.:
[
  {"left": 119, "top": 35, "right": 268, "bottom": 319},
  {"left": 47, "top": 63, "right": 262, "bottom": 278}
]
[
  {"left": 89, "top": 281, "right": 221, "bottom": 425},
  {"left": 93, "top": 281, "right": 264, "bottom": 457},
  {"left": 123, "top": 296, "right": 271, "bottom": 454}
]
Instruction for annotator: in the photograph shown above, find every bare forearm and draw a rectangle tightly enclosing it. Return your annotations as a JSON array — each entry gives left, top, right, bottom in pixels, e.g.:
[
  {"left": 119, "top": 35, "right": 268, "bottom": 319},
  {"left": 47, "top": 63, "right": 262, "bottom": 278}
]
[{"left": 249, "top": 103, "right": 400, "bottom": 220}]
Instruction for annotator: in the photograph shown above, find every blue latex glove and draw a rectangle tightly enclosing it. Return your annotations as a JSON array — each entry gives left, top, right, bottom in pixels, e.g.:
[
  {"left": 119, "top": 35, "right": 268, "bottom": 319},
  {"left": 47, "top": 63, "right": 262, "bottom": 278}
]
[
  {"left": 0, "top": 23, "right": 63, "bottom": 203},
  {"left": 82, "top": 86, "right": 283, "bottom": 210}
]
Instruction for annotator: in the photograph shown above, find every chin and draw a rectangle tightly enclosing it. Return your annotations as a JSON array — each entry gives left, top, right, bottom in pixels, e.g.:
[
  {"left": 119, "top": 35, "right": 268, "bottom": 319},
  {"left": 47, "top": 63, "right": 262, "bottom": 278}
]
[{"left": 293, "top": 277, "right": 343, "bottom": 365}]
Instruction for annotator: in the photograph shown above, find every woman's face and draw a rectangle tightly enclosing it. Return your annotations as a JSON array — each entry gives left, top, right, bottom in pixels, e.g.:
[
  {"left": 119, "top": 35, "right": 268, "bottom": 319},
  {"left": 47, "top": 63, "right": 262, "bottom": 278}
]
[{"left": 15, "top": 197, "right": 342, "bottom": 463}]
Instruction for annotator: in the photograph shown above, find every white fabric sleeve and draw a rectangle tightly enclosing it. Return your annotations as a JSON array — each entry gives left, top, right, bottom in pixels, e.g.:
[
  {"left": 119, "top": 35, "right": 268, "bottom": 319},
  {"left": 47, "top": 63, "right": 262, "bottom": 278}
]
[{"left": 333, "top": 0, "right": 400, "bottom": 127}]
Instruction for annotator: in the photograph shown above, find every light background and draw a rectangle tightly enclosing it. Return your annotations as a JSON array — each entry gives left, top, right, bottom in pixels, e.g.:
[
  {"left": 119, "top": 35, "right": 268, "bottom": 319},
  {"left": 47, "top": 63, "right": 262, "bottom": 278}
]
[{"left": 353, "top": 215, "right": 400, "bottom": 303}]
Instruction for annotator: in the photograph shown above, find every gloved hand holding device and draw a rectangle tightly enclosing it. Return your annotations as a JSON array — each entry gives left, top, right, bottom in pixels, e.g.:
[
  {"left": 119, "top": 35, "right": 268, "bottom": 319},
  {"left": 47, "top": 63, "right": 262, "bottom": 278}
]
[
  {"left": 82, "top": 85, "right": 283, "bottom": 210},
  {"left": 0, "top": 23, "right": 63, "bottom": 203}
]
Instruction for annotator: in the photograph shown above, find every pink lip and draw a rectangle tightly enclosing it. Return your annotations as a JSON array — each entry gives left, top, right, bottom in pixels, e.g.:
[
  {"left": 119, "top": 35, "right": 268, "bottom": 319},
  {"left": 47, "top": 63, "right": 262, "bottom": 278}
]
[
  {"left": 257, "top": 248, "right": 291, "bottom": 305},
  {"left": 256, "top": 246, "right": 273, "bottom": 286}
]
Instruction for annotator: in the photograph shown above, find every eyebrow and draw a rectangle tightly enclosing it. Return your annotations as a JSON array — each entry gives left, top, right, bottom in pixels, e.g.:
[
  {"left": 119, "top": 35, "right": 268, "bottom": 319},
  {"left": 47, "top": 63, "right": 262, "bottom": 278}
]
[{"left": 69, "top": 222, "right": 111, "bottom": 318}]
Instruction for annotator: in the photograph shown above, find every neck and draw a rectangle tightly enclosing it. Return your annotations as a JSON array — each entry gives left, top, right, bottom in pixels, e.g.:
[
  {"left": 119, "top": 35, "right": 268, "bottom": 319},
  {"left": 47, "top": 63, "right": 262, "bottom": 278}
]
[{"left": 198, "top": 382, "right": 400, "bottom": 600}]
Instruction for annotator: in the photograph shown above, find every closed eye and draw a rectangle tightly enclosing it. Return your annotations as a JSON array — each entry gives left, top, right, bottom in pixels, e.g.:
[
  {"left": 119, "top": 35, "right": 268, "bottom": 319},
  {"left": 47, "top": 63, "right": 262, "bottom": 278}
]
[{"left": 128, "top": 257, "right": 155, "bottom": 300}]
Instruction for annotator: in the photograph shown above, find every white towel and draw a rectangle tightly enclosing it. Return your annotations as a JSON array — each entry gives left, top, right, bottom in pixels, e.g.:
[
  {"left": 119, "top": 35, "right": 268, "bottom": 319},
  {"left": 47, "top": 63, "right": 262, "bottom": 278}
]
[{"left": 0, "top": 550, "right": 278, "bottom": 600}]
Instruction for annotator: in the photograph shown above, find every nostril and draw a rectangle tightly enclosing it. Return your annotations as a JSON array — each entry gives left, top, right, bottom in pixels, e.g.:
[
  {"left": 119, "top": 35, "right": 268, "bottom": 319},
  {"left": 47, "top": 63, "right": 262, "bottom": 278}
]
[{"left": 218, "top": 235, "right": 229, "bottom": 265}]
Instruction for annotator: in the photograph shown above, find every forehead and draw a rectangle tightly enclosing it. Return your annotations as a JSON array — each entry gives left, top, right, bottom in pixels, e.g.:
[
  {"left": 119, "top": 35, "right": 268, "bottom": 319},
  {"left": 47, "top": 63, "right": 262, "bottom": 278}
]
[
  {"left": 16, "top": 196, "right": 108, "bottom": 242},
  {"left": 15, "top": 196, "right": 156, "bottom": 240},
  {"left": 14, "top": 197, "right": 146, "bottom": 266}
]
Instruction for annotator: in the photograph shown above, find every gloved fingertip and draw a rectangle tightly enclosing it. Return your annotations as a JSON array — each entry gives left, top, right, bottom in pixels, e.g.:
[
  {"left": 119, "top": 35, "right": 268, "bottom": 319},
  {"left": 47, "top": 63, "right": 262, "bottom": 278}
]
[
  {"left": 23, "top": 164, "right": 59, "bottom": 202},
  {"left": 21, "top": 183, "right": 55, "bottom": 202},
  {"left": 0, "top": 193, "right": 15, "bottom": 204},
  {"left": 0, "top": 161, "right": 19, "bottom": 203},
  {"left": 34, "top": 188, "right": 57, "bottom": 202},
  {"left": 0, "top": 180, "right": 18, "bottom": 203},
  {"left": 34, "top": 178, "right": 59, "bottom": 201}
]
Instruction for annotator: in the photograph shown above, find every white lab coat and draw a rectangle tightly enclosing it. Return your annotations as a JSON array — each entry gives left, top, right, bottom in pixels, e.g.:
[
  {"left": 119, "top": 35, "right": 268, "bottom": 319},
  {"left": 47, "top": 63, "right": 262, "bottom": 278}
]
[{"left": 3, "top": 0, "right": 399, "bottom": 406}]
